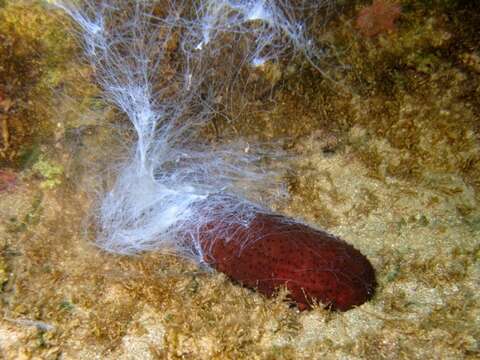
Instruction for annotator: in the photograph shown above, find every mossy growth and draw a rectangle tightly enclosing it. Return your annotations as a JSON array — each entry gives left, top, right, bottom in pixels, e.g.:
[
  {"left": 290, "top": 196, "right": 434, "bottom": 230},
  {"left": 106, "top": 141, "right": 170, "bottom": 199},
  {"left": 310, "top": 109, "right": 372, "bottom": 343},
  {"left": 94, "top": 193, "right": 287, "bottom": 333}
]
[
  {"left": 272, "top": 0, "right": 480, "bottom": 202},
  {"left": 0, "top": 1, "right": 479, "bottom": 359},
  {"left": 6, "top": 192, "right": 43, "bottom": 233},
  {"left": 0, "top": 0, "right": 77, "bottom": 167},
  {"left": 0, "top": 256, "right": 8, "bottom": 291}
]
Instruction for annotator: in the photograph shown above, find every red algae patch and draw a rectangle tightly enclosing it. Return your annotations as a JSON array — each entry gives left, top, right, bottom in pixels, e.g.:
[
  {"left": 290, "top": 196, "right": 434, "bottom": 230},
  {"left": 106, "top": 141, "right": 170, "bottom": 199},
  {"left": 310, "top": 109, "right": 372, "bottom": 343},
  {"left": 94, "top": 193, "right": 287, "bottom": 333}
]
[
  {"left": 0, "top": 169, "right": 17, "bottom": 193},
  {"left": 356, "top": 0, "right": 401, "bottom": 37}
]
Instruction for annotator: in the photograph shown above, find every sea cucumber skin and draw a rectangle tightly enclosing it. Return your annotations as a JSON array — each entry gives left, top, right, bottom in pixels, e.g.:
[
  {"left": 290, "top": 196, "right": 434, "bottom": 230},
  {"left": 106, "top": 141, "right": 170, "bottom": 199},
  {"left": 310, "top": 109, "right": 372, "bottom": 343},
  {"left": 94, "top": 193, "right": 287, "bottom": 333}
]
[{"left": 199, "top": 213, "right": 376, "bottom": 311}]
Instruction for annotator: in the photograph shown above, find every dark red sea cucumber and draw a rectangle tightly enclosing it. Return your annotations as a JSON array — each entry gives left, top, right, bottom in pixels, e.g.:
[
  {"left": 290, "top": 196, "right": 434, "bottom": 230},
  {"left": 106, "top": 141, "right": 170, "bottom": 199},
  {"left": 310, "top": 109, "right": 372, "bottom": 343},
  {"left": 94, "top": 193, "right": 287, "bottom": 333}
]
[{"left": 197, "top": 205, "right": 376, "bottom": 311}]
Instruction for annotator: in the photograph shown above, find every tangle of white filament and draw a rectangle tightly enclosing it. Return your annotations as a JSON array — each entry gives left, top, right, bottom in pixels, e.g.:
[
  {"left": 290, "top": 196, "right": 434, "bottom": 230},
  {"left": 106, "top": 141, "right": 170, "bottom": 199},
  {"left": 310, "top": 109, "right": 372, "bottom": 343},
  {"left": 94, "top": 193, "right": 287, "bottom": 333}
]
[{"left": 52, "top": 0, "right": 331, "bottom": 263}]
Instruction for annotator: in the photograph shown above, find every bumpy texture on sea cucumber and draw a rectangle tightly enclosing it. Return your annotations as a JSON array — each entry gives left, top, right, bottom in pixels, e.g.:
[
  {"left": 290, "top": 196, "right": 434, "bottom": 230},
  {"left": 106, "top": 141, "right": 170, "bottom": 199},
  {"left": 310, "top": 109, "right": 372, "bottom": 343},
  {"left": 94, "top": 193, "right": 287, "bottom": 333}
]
[{"left": 199, "top": 210, "right": 376, "bottom": 311}]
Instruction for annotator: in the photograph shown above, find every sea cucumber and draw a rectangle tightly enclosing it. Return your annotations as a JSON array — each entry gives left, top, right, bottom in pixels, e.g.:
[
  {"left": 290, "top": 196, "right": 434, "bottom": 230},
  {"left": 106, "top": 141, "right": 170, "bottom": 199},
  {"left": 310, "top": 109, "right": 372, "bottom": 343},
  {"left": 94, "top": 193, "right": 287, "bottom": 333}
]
[
  {"left": 197, "top": 201, "right": 376, "bottom": 311},
  {"left": 54, "top": 0, "right": 377, "bottom": 311}
]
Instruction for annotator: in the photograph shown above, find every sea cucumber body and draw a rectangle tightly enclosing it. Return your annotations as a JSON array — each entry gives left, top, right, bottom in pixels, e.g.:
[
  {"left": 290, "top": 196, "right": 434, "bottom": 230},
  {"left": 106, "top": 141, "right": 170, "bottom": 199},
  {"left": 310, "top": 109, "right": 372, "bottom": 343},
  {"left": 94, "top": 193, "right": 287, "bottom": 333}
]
[{"left": 199, "top": 212, "right": 376, "bottom": 311}]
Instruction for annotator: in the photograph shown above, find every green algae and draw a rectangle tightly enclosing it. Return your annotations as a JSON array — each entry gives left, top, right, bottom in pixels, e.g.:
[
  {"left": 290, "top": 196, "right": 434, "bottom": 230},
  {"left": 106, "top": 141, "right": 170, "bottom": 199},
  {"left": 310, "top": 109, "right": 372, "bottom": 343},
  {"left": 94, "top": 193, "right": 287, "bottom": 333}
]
[{"left": 32, "top": 156, "right": 64, "bottom": 190}]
